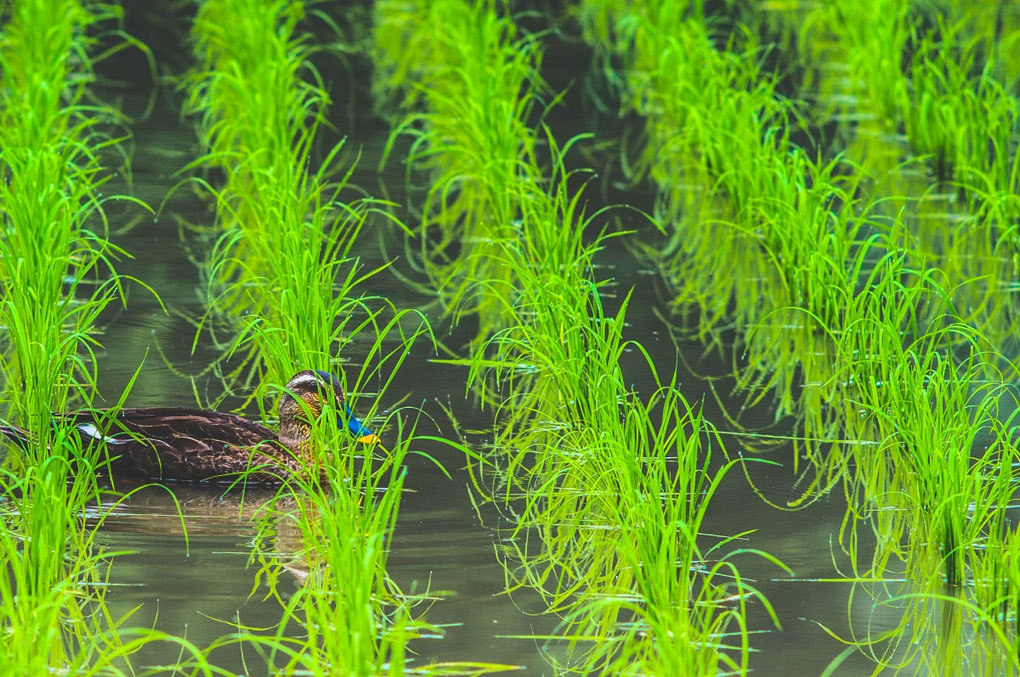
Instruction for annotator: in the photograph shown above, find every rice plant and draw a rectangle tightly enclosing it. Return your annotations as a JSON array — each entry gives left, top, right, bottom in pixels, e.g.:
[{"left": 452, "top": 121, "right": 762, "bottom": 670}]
[
  {"left": 375, "top": 0, "right": 784, "bottom": 667},
  {"left": 0, "top": 0, "right": 206, "bottom": 671},
  {"left": 181, "top": 0, "right": 461, "bottom": 670},
  {"left": 946, "top": 1, "right": 1020, "bottom": 88},
  {"left": 184, "top": 0, "right": 377, "bottom": 354},
  {"left": 429, "top": 127, "right": 780, "bottom": 670},
  {"left": 209, "top": 356, "right": 436, "bottom": 675},
  {"left": 374, "top": 0, "right": 546, "bottom": 351}
]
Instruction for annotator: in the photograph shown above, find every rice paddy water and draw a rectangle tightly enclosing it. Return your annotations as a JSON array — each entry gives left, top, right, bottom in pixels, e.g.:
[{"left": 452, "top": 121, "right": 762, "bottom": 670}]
[{"left": 2, "top": 0, "right": 1020, "bottom": 674}]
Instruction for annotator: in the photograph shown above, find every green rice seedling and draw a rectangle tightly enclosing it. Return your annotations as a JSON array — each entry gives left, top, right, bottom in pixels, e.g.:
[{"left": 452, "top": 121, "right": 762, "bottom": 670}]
[
  {"left": 241, "top": 410, "right": 414, "bottom": 675},
  {"left": 377, "top": 2, "right": 780, "bottom": 668},
  {"left": 583, "top": 12, "right": 802, "bottom": 351},
  {"left": 184, "top": 0, "right": 365, "bottom": 328},
  {"left": 946, "top": 1, "right": 1020, "bottom": 89},
  {"left": 0, "top": 441, "right": 104, "bottom": 671},
  {"left": 902, "top": 20, "right": 1019, "bottom": 192},
  {"left": 442, "top": 139, "right": 784, "bottom": 670},
  {"left": 829, "top": 263, "right": 1018, "bottom": 589},
  {"left": 208, "top": 308, "right": 504, "bottom": 674},
  {"left": 184, "top": 0, "right": 427, "bottom": 391},
  {"left": 975, "top": 505, "right": 1020, "bottom": 673},
  {"left": 202, "top": 141, "right": 396, "bottom": 391},
  {"left": 894, "top": 19, "right": 1020, "bottom": 344},
  {"left": 374, "top": 0, "right": 547, "bottom": 349},
  {"left": 371, "top": 0, "right": 431, "bottom": 111},
  {"left": 628, "top": 16, "right": 880, "bottom": 464},
  {"left": 0, "top": 0, "right": 207, "bottom": 671},
  {"left": 730, "top": 157, "right": 876, "bottom": 439},
  {"left": 881, "top": 345, "right": 1011, "bottom": 588},
  {"left": 574, "top": 0, "right": 704, "bottom": 107},
  {"left": 0, "top": 0, "right": 133, "bottom": 451},
  {"left": 480, "top": 290, "right": 773, "bottom": 670},
  {"left": 504, "top": 371, "right": 785, "bottom": 675},
  {"left": 577, "top": 10, "right": 841, "bottom": 386},
  {"left": 184, "top": 2, "right": 456, "bottom": 670},
  {"left": 0, "top": 455, "right": 218, "bottom": 675},
  {"left": 250, "top": 394, "right": 507, "bottom": 675},
  {"left": 962, "top": 165, "right": 1020, "bottom": 346}
]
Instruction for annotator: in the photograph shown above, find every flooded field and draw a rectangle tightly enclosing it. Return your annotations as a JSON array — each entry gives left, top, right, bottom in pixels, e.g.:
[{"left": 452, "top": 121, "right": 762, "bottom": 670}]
[{"left": 2, "top": 1, "right": 1019, "bottom": 674}]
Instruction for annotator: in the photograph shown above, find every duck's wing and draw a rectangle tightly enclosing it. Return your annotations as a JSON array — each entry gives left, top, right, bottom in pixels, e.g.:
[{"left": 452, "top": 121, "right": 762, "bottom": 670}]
[{"left": 59, "top": 408, "right": 287, "bottom": 481}]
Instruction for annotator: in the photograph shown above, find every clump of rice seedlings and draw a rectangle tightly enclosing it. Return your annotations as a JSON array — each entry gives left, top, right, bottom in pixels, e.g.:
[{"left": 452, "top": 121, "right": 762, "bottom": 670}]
[
  {"left": 184, "top": 0, "right": 381, "bottom": 366},
  {"left": 584, "top": 1, "right": 1020, "bottom": 666},
  {"left": 213, "top": 360, "right": 424, "bottom": 674},
  {"left": 499, "top": 356, "right": 782, "bottom": 674},
  {"left": 0, "top": 0, "right": 204, "bottom": 671},
  {"left": 183, "top": 0, "right": 455, "bottom": 670},
  {"left": 379, "top": 3, "right": 778, "bottom": 663},
  {"left": 901, "top": 17, "right": 1019, "bottom": 247},
  {"left": 0, "top": 0, "right": 128, "bottom": 457},
  {"left": 576, "top": 9, "right": 836, "bottom": 421},
  {"left": 373, "top": 0, "right": 546, "bottom": 350},
  {"left": 901, "top": 21, "right": 1018, "bottom": 190},
  {"left": 827, "top": 256, "right": 1019, "bottom": 589},
  {"left": 231, "top": 348, "right": 514, "bottom": 675},
  {"left": 806, "top": 256, "right": 1020, "bottom": 671},
  {"left": 0, "top": 0, "right": 125, "bottom": 668},
  {"left": 894, "top": 19, "right": 1020, "bottom": 343},
  {"left": 946, "top": 1, "right": 1020, "bottom": 88},
  {"left": 973, "top": 505, "right": 1020, "bottom": 673},
  {"left": 373, "top": 2, "right": 785, "bottom": 662},
  {"left": 855, "top": 336, "right": 1012, "bottom": 587},
  {"left": 449, "top": 140, "right": 784, "bottom": 670}
]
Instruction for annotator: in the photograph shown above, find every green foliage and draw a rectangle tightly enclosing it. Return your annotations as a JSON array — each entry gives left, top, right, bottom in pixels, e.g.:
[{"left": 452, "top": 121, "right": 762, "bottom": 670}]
[
  {"left": 0, "top": 0, "right": 157, "bottom": 672},
  {"left": 378, "top": 0, "right": 778, "bottom": 670},
  {"left": 579, "top": 0, "right": 1020, "bottom": 669},
  {"left": 184, "top": 0, "right": 451, "bottom": 672},
  {"left": 184, "top": 0, "right": 383, "bottom": 382},
  {"left": 375, "top": 0, "right": 546, "bottom": 348}
]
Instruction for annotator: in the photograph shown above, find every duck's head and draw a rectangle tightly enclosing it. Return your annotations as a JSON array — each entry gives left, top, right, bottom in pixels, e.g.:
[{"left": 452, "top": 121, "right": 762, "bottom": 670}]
[{"left": 277, "top": 370, "right": 380, "bottom": 452}]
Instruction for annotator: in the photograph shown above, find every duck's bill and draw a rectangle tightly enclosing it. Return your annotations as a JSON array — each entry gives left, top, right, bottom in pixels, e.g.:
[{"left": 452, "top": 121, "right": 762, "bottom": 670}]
[{"left": 340, "top": 405, "right": 380, "bottom": 445}]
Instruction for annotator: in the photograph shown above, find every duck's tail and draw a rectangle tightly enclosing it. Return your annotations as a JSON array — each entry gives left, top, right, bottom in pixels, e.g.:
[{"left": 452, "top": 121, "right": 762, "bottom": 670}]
[{"left": 0, "top": 423, "right": 31, "bottom": 451}]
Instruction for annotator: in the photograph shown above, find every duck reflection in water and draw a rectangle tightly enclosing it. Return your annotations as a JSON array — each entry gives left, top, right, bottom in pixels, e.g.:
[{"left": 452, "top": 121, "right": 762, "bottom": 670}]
[{"left": 0, "top": 369, "right": 378, "bottom": 483}]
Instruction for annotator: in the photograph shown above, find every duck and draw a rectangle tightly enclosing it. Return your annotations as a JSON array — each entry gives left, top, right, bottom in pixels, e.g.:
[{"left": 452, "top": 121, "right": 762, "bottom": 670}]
[{"left": 0, "top": 369, "right": 379, "bottom": 483}]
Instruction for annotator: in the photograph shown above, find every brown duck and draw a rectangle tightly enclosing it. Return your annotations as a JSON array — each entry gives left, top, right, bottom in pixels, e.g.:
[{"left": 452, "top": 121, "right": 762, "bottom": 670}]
[{"left": 0, "top": 370, "right": 379, "bottom": 483}]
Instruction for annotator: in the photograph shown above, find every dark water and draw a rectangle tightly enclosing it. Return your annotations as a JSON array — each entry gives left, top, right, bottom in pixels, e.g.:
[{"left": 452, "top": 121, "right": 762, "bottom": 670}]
[{"left": 79, "top": 12, "right": 915, "bottom": 676}]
